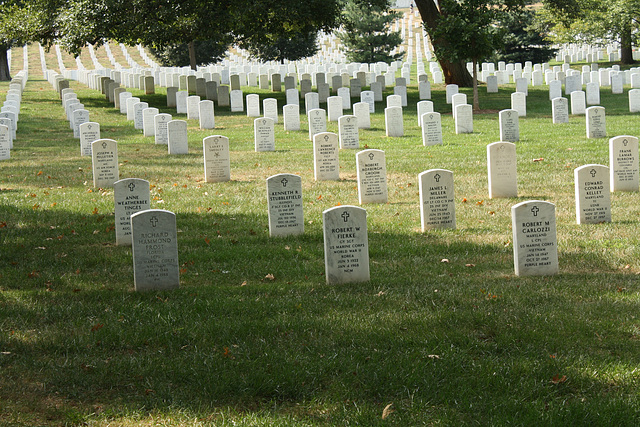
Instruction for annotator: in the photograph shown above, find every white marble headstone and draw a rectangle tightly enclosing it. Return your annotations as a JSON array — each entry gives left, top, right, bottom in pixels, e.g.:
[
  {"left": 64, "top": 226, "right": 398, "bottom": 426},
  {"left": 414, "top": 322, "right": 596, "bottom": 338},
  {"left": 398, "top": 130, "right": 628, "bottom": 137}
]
[
  {"left": 419, "top": 169, "right": 455, "bottom": 231},
  {"left": 114, "top": 178, "right": 151, "bottom": 246},
  {"left": 586, "top": 106, "right": 606, "bottom": 138},
  {"left": 609, "top": 135, "right": 639, "bottom": 192},
  {"left": 203, "top": 135, "right": 231, "bottom": 183},
  {"left": 79, "top": 122, "right": 100, "bottom": 156},
  {"left": 323, "top": 205, "right": 370, "bottom": 284},
  {"left": 421, "top": 112, "right": 442, "bottom": 146},
  {"left": 356, "top": 149, "right": 388, "bottom": 204},
  {"left": 254, "top": 117, "right": 275, "bottom": 152},
  {"left": 313, "top": 132, "right": 340, "bottom": 181},
  {"left": 487, "top": 141, "right": 517, "bottom": 198},
  {"left": 499, "top": 109, "right": 519, "bottom": 142},
  {"left": 308, "top": 108, "right": 327, "bottom": 141},
  {"left": 338, "top": 115, "right": 359, "bottom": 149},
  {"left": 574, "top": 164, "right": 611, "bottom": 224},
  {"left": 167, "top": 120, "right": 189, "bottom": 154},
  {"left": 266, "top": 173, "right": 304, "bottom": 237},
  {"left": 91, "top": 139, "right": 119, "bottom": 188},
  {"left": 154, "top": 113, "right": 172, "bottom": 145},
  {"left": 511, "top": 201, "right": 558, "bottom": 276}
]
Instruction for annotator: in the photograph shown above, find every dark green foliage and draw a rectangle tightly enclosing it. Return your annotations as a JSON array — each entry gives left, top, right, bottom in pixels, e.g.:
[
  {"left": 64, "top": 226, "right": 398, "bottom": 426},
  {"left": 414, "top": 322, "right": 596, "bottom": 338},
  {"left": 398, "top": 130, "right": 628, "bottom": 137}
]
[
  {"left": 493, "top": 9, "right": 557, "bottom": 64},
  {"left": 338, "top": 0, "right": 403, "bottom": 64},
  {"left": 148, "top": 40, "right": 230, "bottom": 67},
  {"left": 240, "top": 31, "right": 319, "bottom": 64}
]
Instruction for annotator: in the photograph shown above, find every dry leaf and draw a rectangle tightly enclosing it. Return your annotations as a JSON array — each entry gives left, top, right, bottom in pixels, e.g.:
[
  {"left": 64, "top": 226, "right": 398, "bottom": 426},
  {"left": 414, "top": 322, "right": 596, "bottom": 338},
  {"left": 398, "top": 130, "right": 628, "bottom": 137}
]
[
  {"left": 551, "top": 374, "right": 567, "bottom": 384},
  {"left": 264, "top": 273, "right": 275, "bottom": 281},
  {"left": 91, "top": 323, "right": 104, "bottom": 332},
  {"left": 465, "top": 264, "right": 475, "bottom": 268},
  {"left": 533, "top": 158, "right": 544, "bottom": 162},
  {"left": 382, "top": 403, "right": 394, "bottom": 420},
  {"left": 240, "top": 281, "right": 247, "bottom": 286},
  {"left": 441, "top": 258, "right": 449, "bottom": 263}
]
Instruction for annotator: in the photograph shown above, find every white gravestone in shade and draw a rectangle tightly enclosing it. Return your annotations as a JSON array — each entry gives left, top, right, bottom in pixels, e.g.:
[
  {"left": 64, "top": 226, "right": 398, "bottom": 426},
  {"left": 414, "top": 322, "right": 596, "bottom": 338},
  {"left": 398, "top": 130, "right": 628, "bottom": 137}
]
[
  {"left": 499, "top": 109, "right": 519, "bottom": 142},
  {"left": 327, "top": 96, "right": 343, "bottom": 122},
  {"left": 167, "top": 120, "right": 189, "bottom": 154},
  {"left": 586, "top": 106, "right": 606, "bottom": 138},
  {"left": 72, "top": 109, "right": 90, "bottom": 139},
  {"left": 119, "top": 91, "right": 132, "bottom": 114},
  {"left": 131, "top": 209, "right": 179, "bottom": 292},
  {"left": 323, "top": 205, "right": 370, "bottom": 284},
  {"left": 246, "top": 94, "right": 261, "bottom": 117},
  {"left": 125, "top": 97, "right": 139, "bottom": 121},
  {"left": 114, "top": 178, "right": 151, "bottom": 246},
  {"left": 338, "top": 115, "right": 359, "bottom": 149},
  {"left": 417, "top": 100, "right": 434, "bottom": 127},
  {"left": 629, "top": 89, "right": 640, "bottom": 113},
  {"left": 360, "top": 91, "right": 375, "bottom": 113},
  {"left": 154, "top": 113, "right": 172, "bottom": 145},
  {"left": 552, "top": 97, "right": 569, "bottom": 124},
  {"left": 286, "top": 88, "right": 300, "bottom": 107},
  {"left": 586, "top": 82, "right": 600, "bottom": 105},
  {"left": 142, "top": 107, "right": 159, "bottom": 137},
  {"left": 175, "top": 91, "right": 188, "bottom": 114},
  {"left": 548, "top": 80, "right": 562, "bottom": 101},
  {"left": 486, "top": 75, "right": 498, "bottom": 93},
  {"left": 0, "top": 124, "right": 9, "bottom": 160},
  {"left": 394, "top": 86, "right": 407, "bottom": 107},
  {"left": 305, "top": 92, "right": 319, "bottom": 114},
  {"left": 263, "top": 98, "right": 278, "bottom": 123},
  {"left": 308, "top": 108, "right": 327, "bottom": 141},
  {"left": 386, "top": 94, "right": 402, "bottom": 108},
  {"left": 217, "top": 85, "right": 230, "bottom": 107},
  {"left": 384, "top": 106, "right": 404, "bottom": 137},
  {"left": 203, "top": 135, "right": 231, "bottom": 183},
  {"left": 91, "top": 139, "right": 119, "bottom": 188},
  {"left": 611, "top": 73, "right": 623, "bottom": 94},
  {"left": 0, "top": 118, "right": 12, "bottom": 149},
  {"left": 79, "top": 122, "right": 100, "bottom": 156},
  {"left": 487, "top": 141, "right": 517, "bottom": 198},
  {"left": 511, "top": 92, "right": 527, "bottom": 117},
  {"left": 451, "top": 93, "right": 466, "bottom": 119},
  {"left": 570, "top": 91, "right": 586, "bottom": 115},
  {"left": 356, "top": 149, "right": 388, "bottom": 204},
  {"left": 199, "top": 100, "right": 215, "bottom": 129},
  {"left": 254, "top": 117, "right": 275, "bottom": 152},
  {"left": 187, "top": 96, "right": 200, "bottom": 120},
  {"left": 455, "top": 104, "right": 473, "bottom": 134},
  {"left": 419, "top": 80, "right": 432, "bottom": 99},
  {"left": 445, "top": 84, "right": 458, "bottom": 104},
  {"left": 166, "top": 87, "right": 178, "bottom": 107},
  {"left": 574, "top": 164, "right": 611, "bottom": 224},
  {"left": 421, "top": 112, "right": 442, "bottom": 146},
  {"left": 419, "top": 169, "right": 455, "bottom": 231},
  {"left": 511, "top": 200, "right": 559, "bottom": 276},
  {"left": 313, "top": 132, "right": 340, "bottom": 181},
  {"left": 283, "top": 104, "right": 301, "bottom": 131},
  {"left": 609, "top": 135, "right": 639, "bottom": 192},
  {"left": 353, "top": 102, "right": 371, "bottom": 129},
  {"left": 266, "top": 174, "right": 304, "bottom": 237},
  {"left": 230, "top": 89, "right": 244, "bottom": 112}
]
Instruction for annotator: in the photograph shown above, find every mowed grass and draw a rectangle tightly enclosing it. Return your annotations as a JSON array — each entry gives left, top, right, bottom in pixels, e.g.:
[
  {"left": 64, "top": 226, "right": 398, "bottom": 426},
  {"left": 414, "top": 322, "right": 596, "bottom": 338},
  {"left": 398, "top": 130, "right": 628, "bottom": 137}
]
[{"left": 2, "top": 55, "right": 640, "bottom": 426}]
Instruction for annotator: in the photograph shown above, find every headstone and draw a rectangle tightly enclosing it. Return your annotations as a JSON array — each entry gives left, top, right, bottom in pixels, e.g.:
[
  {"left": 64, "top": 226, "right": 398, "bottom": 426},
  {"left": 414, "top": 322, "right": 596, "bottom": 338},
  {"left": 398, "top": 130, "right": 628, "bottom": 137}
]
[
  {"left": 283, "top": 104, "right": 301, "bottom": 131},
  {"left": 419, "top": 169, "right": 455, "bottom": 231},
  {"left": 353, "top": 102, "right": 371, "bottom": 129},
  {"left": 445, "top": 84, "right": 458, "bottom": 104},
  {"left": 175, "top": 91, "right": 188, "bottom": 114},
  {"left": 455, "top": 104, "right": 473, "bottom": 134},
  {"left": 574, "top": 164, "right": 611, "bottom": 224},
  {"left": 217, "top": 85, "right": 230, "bottom": 107},
  {"left": 263, "top": 98, "right": 278, "bottom": 123},
  {"left": 486, "top": 75, "right": 498, "bottom": 93},
  {"left": 586, "top": 106, "right": 606, "bottom": 138},
  {"left": 611, "top": 73, "right": 623, "bottom": 94},
  {"left": 338, "top": 115, "right": 359, "bottom": 149},
  {"left": 570, "top": 91, "right": 586, "bottom": 115},
  {"left": 308, "top": 108, "right": 327, "bottom": 140},
  {"left": 166, "top": 87, "right": 178, "bottom": 108},
  {"left": 119, "top": 91, "right": 132, "bottom": 114},
  {"left": 511, "top": 201, "right": 559, "bottom": 276},
  {"left": 140, "top": 107, "right": 159, "bottom": 137},
  {"left": 384, "top": 106, "right": 403, "bottom": 137},
  {"left": 72, "top": 109, "right": 90, "bottom": 138},
  {"left": 394, "top": 86, "right": 408, "bottom": 107},
  {"left": 144, "top": 76, "right": 155, "bottom": 95},
  {"left": 419, "top": 80, "right": 432, "bottom": 99},
  {"left": 609, "top": 135, "right": 639, "bottom": 192},
  {"left": 304, "top": 92, "right": 319, "bottom": 114},
  {"left": 230, "top": 89, "right": 244, "bottom": 112},
  {"left": 254, "top": 117, "right": 275, "bottom": 152},
  {"left": 187, "top": 95, "right": 201, "bottom": 120},
  {"left": 451, "top": 93, "right": 467, "bottom": 118},
  {"left": 91, "top": 139, "right": 119, "bottom": 188},
  {"left": 552, "top": 97, "right": 569, "bottom": 124},
  {"left": 79, "top": 122, "right": 100, "bottom": 156},
  {"left": 549, "top": 80, "right": 562, "bottom": 101},
  {"left": 203, "top": 135, "right": 231, "bottom": 183},
  {"left": 487, "top": 141, "right": 517, "bottom": 198},
  {"left": 114, "top": 178, "right": 151, "bottom": 246},
  {"left": 313, "top": 132, "right": 340, "bottom": 180},
  {"left": 327, "top": 96, "right": 343, "bottom": 122},
  {"left": 246, "top": 94, "right": 261, "bottom": 117},
  {"left": 131, "top": 209, "right": 179, "bottom": 291},
  {"left": 499, "top": 109, "right": 519, "bottom": 142},
  {"left": 511, "top": 92, "right": 526, "bottom": 116},
  {"left": 0, "top": 124, "right": 9, "bottom": 160},
  {"left": 421, "top": 112, "right": 442, "bottom": 146},
  {"left": 323, "top": 205, "right": 370, "bottom": 284},
  {"left": 266, "top": 174, "right": 304, "bottom": 237},
  {"left": 586, "top": 82, "right": 600, "bottom": 105},
  {"left": 167, "top": 120, "right": 189, "bottom": 154},
  {"left": 386, "top": 94, "right": 402, "bottom": 108},
  {"left": 154, "top": 113, "right": 172, "bottom": 145},
  {"left": 356, "top": 149, "right": 388, "bottom": 204},
  {"left": 629, "top": 89, "right": 640, "bottom": 113},
  {"left": 360, "top": 91, "right": 375, "bottom": 113}
]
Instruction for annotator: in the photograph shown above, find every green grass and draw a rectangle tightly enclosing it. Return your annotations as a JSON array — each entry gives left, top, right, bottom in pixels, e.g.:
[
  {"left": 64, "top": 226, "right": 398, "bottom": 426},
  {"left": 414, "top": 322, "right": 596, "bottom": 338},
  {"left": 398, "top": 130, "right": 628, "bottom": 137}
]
[{"left": 2, "top": 55, "right": 640, "bottom": 426}]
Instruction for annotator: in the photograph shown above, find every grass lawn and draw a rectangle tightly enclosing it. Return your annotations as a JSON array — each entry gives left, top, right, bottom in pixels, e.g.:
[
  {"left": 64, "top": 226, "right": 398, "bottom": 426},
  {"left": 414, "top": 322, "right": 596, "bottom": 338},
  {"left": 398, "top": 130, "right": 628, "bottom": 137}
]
[{"left": 1, "top": 49, "right": 640, "bottom": 425}]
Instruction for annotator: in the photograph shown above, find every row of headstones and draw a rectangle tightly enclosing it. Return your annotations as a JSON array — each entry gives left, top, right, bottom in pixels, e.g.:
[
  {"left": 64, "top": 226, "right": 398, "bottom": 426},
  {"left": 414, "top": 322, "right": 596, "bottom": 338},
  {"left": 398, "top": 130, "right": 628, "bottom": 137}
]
[
  {"left": 556, "top": 43, "right": 638, "bottom": 64},
  {"left": 0, "top": 71, "right": 27, "bottom": 160}
]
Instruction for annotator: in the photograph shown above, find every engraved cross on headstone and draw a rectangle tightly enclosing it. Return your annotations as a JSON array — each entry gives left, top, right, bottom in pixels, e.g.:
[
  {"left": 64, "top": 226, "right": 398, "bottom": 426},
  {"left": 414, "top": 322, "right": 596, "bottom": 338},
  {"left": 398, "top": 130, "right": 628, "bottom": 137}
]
[
  {"left": 150, "top": 216, "right": 158, "bottom": 227},
  {"left": 128, "top": 182, "right": 136, "bottom": 191},
  {"left": 281, "top": 177, "right": 288, "bottom": 187},
  {"left": 341, "top": 211, "right": 350, "bottom": 222},
  {"left": 531, "top": 206, "right": 539, "bottom": 216},
  {"left": 368, "top": 153, "right": 375, "bottom": 160},
  {"left": 434, "top": 173, "right": 441, "bottom": 182},
  {"left": 590, "top": 168, "right": 597, "bottom": 177}
]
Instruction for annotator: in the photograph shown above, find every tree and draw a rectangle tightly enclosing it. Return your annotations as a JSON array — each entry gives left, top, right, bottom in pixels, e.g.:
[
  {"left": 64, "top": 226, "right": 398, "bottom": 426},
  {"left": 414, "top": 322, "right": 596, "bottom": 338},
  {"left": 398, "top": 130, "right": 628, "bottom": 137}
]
[
  {"left": 493, "top": 9, "right": 557, "bottom": 65},
  {"left": 240, "top": 31, "right": 320, "bottom": 64},
  {"left": 540, "top": 0, "right": 640, "bottom": 64},
  {"left": 419, "top": 0, "right": 525, "bottom": 109},
  {"left": 148, "top": 40, "right": 230, "bottom": 68},
  {"left": 337, "top": 0, "right": 403, "bottom": 64}
]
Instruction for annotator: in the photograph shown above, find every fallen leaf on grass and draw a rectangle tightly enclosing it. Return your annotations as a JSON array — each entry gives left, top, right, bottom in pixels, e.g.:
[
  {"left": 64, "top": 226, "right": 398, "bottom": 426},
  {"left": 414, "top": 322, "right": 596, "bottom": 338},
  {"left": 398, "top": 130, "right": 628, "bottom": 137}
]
[
  {"left": 382, "top": 403, "right": 394, "bottom": 420},
  {"left": 91, "top": 323, "right": 104, "bottom": 332},
  {"left": 264, "top": 273, "right": 275, "bottom": 281},
  {"left": 551, "top": 374, "right": 567, "bottom": 384},
  {"left": 533, "top": 158, "right": 544, "bottom": 162},
  {"left": 465, "top": 264, "right": 475, "bottom": 267},
  {"left": 441, "top": 258, "right": 449, "bottom": 263}
]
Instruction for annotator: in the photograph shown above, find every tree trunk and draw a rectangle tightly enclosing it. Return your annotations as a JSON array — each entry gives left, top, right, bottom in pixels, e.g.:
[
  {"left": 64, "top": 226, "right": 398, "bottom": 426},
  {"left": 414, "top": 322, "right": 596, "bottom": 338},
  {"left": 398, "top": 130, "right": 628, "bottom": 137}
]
[
  {"left": 414, "top": 0, "right": 473, "bottom": 87},
  {"left": 188, "top": 41, "right": 197, "bottom": 71},
  {"left": 472, "top": 58, "right": 479, "bottom": 111},
  {"left": 0, "top": 46, "right": 11, "bottom": 82},
  {"left": 620, "top": 25, "right": 634, "bottom": 64}
]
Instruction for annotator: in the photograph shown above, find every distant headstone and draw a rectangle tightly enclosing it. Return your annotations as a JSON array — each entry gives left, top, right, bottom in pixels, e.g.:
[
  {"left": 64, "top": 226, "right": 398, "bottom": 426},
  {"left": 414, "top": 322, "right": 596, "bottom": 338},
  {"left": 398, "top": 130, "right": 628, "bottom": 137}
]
[
  {"left": 327, "top": 96, "right": 343, "bottom": 122},
  {"left": 79, "top": 122, "right": 100, "bottom": 156},
  {"left": 175, "top": 91, "right": 188, "bottom": 114},
  {"left": 254, "top": 117, "right": 275, "bottom": 152},
  {"left": 246, "top": 94, "right": 261, "bottom": 117},
  {"left": 486, "top": 75, "right": 498, "bottom": 93},
  {"left": 114, "top": 178, "right": 151, "bottom": 246},
  {"left": 187, "top": 95, "right": 201, "bottom": 120},
  {"left": 338, "top": 115, "right": 359, "bottom": 149},
  {"left": 131, "top": 209, "right": 179, "bottom": 291},
  {"left": 570, "top": 91, "right": 586, "bottom": 115},
  {"left": 421, "top": 112, "right": 442, "bottom": 146},
  {"left": 511, "top": 200, "right": 559, "bottom": 276},
  {"left": 308, "top": 108, "right": 327, "bottom": 140},
  {"left": 552, "top": 97, "right": 569, "bottom": 124},
  {"left": 203, "top": 135, "right": 231, "bottom": 183},
  {"left": 586, "top": 106, "right": 606, "bottom": 138},
  {"left": 360, "top": 91, "right": 375, "bottom": 113},
  {"left": 419, "top": 80, "right": 432, "bottom": 99},
  {"left": 304, "top": 92, "right": 319, "bottom": 114},
  {"left": 313, "top": 132, "right": 340, "bottom": 180},
  {"left": 629, "top": 89, "right": 640, "bottom": 113},
  {"left": 91, "top": 139, "right": 119, "bottom": 188},
  {"left": 419, "top": 169, "right": 455, "bottom": 231},
  {"left": 574, "top": 164, "right": 610, "bottom": 224},
  {"left": 166, "top": 87, "right": 178, "bottom": 108},
  {"left": 356, "top": 149, "right": 388, "bottom": 204},
  {"left": 353, "top": 102, "right": 371, "bottom": 129},
  {"left": 230, "top": 89, "right": 244, "bottom": 112},
  {"left": 454, "top": 104, "right": 473, "bottom": 134},
  {"left": 445, "top": 84, "right": 458, "bottom": 104},
  {"left": 154, "top": 113, "right": 172, "bottom": 145},
  {"left": 549, "top": 80, "right": 562, "bottom": 101},
  {"left": 586, "top": 82, "right": 600, "bottom": 105},
  {"left": 609, "top": 135, "right": 639, "bottom": 192},
  {"left": 263, "top": 98, "right": 278, "bottom": 123},
  {"left": 217, "top": 85, "right": 230, "bottom": 107},
  {"left": 0, "top": 124, "right": 9, "bottom": 160},
  {"left": 142, "top": 107, "right": 159, "bottom": 137},
  {"left": 119, "top": 91, "right": 132, "bottom": 114},
  {"left": 167, "top": 120, "right": 189, "bottom": 154},
  {"left": 499, "top": 109, "right": 519, "bottom": 142},
  {"left": 72, "top": 109, "right": 90, "bottom": 138},
  {"left": 384, "top": 106, "right": 403, "bottom": 137},
  {"left": 283, "top": 104, "right": 300, "bottom": 131},
  {"left": 266, "top": 173, "right": 304, "bottom": 237},
  {"left": 511, "top": 92, "right": 527, "bottom": 117},
  {"left": 199, "top": 100, "right": 215, "bottom": 129},
  {"left": 417, "top": 101, "right": 434, "bottom": 127},
  {"left": 487, "top": 141, "right": 517, "bottom": 198},
  {"left": 323, "top": 205, "right": 370, "bottom": 284}
]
